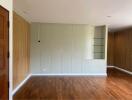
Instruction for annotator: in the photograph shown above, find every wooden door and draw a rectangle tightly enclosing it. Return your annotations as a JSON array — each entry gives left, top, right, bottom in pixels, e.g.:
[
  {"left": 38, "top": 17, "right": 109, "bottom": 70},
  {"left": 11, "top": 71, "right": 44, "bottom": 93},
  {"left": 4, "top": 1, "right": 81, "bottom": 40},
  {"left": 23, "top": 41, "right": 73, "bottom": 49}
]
[{"left": 0, "top": 6, "right": 9, "bottom": 100}]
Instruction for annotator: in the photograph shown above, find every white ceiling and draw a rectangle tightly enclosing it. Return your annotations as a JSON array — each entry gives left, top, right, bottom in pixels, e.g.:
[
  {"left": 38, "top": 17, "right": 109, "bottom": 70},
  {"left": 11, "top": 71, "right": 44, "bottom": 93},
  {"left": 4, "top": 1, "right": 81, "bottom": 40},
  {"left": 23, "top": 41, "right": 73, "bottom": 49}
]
[{"left": 14, "top": 0, "right": 132, "bottom": 31}]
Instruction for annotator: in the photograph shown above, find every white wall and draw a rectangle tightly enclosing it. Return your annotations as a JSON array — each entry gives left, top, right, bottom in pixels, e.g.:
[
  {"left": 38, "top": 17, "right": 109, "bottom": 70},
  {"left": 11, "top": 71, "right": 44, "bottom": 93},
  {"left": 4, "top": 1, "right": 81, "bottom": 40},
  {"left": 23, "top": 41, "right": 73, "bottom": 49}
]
[
  {"left": 0, "top": 0, "right": 13, "bottom": 100},
  {"left": 30, "top": 23, "right": 107, "bottom": 75}
]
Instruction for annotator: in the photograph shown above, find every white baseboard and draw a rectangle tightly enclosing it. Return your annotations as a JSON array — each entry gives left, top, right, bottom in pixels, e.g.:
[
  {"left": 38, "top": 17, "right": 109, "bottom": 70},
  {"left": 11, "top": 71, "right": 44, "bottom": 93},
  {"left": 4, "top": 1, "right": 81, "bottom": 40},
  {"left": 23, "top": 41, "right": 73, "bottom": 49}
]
[
  {"left": 12, "top": 74, "right": 32, "bottom": 95},
  {"left": 31, "top": 73, "right": 107, "bottom": 76},
  {"left": 114, "top": 66, "right": 132, "bottom": 75},
  {"left": 107, "top": 66, "right": 114, "bottom": 68}
]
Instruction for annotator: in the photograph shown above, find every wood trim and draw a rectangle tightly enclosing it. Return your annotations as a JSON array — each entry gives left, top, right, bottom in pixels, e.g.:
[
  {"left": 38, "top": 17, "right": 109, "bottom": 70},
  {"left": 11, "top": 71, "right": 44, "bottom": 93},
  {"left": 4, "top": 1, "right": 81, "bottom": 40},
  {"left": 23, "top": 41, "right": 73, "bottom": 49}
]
[
  {"left": 13, "top": 11, "right": 30, "bottom": 89},
  {"left": 107, "top": 32, "right": 114, "bottom": 65},
  {"left": 108, "top": 28, "right": 132, "bottom": 72}
]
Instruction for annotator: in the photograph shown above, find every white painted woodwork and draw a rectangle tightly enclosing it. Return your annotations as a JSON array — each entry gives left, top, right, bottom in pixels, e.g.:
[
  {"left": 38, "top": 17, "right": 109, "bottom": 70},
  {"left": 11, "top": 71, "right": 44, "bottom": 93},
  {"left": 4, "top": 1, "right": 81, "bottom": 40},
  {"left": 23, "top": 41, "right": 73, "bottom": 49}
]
[{"left": 30, "top": 23, "right": 107, "bottom": 75}]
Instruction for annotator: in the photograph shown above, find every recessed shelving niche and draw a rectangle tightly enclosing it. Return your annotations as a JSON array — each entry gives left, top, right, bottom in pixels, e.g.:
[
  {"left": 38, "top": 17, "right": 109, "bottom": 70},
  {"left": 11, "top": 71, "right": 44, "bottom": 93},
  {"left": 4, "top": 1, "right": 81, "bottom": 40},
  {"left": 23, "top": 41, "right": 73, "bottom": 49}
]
[{"left": 94, "top": 26, "right": 106, "bottom": 59}]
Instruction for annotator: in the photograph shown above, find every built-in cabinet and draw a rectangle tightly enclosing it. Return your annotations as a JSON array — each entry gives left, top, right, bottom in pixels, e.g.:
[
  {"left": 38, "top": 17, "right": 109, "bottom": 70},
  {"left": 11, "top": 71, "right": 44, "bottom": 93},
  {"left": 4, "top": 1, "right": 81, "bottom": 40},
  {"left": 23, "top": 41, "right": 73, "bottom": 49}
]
[{"left": 30, "top": 23, "right": 107, "bottom": 75}]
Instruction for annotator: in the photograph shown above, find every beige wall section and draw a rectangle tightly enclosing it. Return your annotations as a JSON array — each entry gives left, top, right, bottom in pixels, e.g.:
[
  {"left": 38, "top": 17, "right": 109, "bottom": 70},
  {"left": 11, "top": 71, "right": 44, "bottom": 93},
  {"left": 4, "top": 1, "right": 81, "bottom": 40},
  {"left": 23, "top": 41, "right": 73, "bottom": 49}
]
[{"left": 13, "top": 12, "right": 30, "bottom": 89}]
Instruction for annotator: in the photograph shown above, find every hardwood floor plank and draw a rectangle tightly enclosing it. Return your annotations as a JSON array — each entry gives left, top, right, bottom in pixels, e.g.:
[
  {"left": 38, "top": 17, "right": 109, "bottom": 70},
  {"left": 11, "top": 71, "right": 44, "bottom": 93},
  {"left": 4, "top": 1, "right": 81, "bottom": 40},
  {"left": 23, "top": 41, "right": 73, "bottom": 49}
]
[{"left": 14, "top": 68, "right": 132, "bottom": 100}]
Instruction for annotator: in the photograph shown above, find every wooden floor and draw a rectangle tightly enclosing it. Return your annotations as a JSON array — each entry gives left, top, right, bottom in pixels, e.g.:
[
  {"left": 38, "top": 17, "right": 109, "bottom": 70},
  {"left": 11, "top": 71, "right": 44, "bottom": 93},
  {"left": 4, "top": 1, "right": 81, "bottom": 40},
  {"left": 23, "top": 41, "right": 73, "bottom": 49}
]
[{"left": 14, "top": 68, "right": 132, "bottom": 100}]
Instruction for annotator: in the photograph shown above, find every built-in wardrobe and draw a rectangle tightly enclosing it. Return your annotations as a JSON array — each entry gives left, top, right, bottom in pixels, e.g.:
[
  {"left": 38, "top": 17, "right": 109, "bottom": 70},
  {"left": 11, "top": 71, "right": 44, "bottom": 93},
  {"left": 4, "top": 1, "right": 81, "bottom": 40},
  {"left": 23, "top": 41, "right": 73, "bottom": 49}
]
[{"left": 30, "top": 23, "right": 108, "bottom": 75}]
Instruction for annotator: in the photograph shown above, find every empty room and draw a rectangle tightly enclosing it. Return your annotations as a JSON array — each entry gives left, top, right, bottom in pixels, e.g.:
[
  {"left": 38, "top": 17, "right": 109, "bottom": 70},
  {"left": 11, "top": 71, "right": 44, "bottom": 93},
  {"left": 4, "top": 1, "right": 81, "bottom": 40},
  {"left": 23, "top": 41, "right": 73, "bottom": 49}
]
[{"left": 0, "top": 0, "right": 132, "bottom": 100}]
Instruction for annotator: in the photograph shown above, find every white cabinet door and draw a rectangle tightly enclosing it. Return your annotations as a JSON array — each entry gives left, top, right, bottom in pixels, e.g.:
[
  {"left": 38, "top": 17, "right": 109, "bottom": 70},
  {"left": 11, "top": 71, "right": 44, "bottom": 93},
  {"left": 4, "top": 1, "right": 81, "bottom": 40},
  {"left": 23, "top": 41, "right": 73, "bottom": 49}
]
[{"left": 83, "top": 60, "right": 106, "bottom": 75}]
